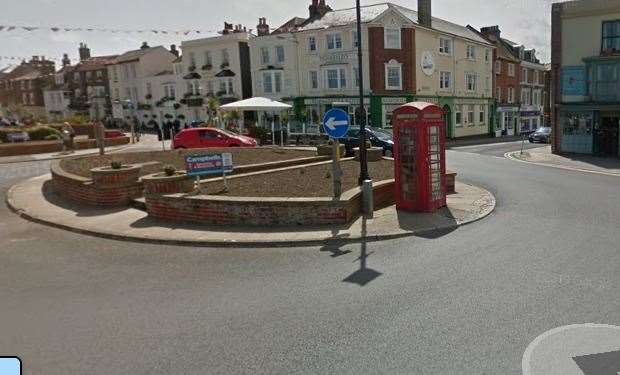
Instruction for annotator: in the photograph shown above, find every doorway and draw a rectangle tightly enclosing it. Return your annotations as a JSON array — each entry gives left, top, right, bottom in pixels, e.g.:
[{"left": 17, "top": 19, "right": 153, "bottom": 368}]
[
  {"left": 595, "top": 117, "right": 619, "bottom": 156},
  {"left": 443, "top": 105, "right": 453, "bottom": 138}
]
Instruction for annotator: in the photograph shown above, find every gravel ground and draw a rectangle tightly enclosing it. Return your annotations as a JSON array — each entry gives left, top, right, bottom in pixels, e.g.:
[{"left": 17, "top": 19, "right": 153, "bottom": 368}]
[
  {"left": 60, "top": 147, "right": 317, "bottom": 177},
  {"left": 203, "top": 159, "right": 394, "bottom": 197}
]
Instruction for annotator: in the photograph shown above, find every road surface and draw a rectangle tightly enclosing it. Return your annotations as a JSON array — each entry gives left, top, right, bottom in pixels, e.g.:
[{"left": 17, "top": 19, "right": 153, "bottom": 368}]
[{"left": 0, "top": 141, "right": 618, "bottom": 374}]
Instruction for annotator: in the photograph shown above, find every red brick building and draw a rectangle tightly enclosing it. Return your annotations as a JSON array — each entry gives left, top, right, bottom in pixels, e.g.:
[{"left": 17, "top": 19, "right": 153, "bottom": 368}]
[
  {"left": 0, "top": 56, "right": 55, "bottom": 120},
  {"left": 368, "top": 27, "right": 416, "bottom": 96},
  {"left": 471, "top": 26, "right": 521, "bottom": 136}
]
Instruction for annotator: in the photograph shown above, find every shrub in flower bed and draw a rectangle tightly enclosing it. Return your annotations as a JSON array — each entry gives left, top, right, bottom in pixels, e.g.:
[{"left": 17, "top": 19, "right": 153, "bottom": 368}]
[{"left": 0, "top": 126, "right": 62, "bottom": 143}]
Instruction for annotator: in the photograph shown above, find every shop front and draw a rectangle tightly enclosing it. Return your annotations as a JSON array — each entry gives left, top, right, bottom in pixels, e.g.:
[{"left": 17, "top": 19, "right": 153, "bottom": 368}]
[
  {"left": 495, "top": 105, "right": 519, "bottom": 137},
  {"left": 558, "top": 106, "right": 620, "bottom": 156},
  {"left": 519, "top": 106, "right": 543, "bottom": 134}
]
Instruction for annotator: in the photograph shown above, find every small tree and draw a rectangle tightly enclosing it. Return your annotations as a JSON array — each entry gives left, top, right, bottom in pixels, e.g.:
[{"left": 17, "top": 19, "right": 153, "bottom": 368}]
[
  {"left": 224, "top": 110, "right": 240, "bottom": 131},
  {"left": 206, "top": 96, "right": 220, "bottom": 125}
]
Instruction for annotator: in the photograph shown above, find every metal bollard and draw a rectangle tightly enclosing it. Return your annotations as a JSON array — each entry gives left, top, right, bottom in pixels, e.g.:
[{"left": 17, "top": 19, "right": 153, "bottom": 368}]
[{"left": 362, "top": 179, "right": 374, "bottom": 219}]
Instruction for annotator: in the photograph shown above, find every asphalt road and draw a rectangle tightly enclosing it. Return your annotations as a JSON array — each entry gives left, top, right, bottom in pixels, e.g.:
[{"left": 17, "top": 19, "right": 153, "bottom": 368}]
[
  {"left": 0, "top": 146, "right": 619, "bottom": 374},
  {"left": 450, "top": 139, "right": 547, "bottom": 157}
]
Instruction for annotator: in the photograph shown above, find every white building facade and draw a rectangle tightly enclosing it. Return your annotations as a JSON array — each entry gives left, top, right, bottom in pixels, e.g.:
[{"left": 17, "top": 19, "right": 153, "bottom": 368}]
[
  {"left": 108, "top": 45, "right": 177, "bottom": 122},
  {"left": 179, "top": 27, "right": 253, "bottom": 123}
]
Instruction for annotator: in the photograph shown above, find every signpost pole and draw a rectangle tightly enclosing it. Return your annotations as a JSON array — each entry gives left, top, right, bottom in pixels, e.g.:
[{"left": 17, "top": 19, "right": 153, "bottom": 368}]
[
  {"left": 356, "top": 0, "right": 369, "bottom": 186},
  {"left": 331, "top": 139, "right": 342, "bottom": 197}
]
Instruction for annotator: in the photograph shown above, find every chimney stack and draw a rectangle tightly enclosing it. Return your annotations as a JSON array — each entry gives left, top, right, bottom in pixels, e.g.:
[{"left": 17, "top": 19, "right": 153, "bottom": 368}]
[
  {"left": 418, "top": 0, "right": 432, "bottom": 28},
  {"left": 309, "top": 0, "right": 331, "bottom": 20},
  {"left": 480, "top": 26, "right": 501, "bottom": 41},
  {"left": 62, "top": 53, "right": 71, "bottom": 67},
  {"left": 222, "top": 22, "right": 234, "bottom": 35},
  {"left": 257, "top": 18, "right": 270, "bottom": 37},
  {"left": 79, "top": 43, "right": 91, "bottom": 61},
  {"left": 170, "top": 44, "right": 179, "bottom": 57}
]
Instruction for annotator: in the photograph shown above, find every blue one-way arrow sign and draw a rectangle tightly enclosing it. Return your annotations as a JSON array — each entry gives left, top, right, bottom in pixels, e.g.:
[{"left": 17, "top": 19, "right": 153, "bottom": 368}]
[{"left": 323, "top": 108, "right": 350, "bottom": 139}]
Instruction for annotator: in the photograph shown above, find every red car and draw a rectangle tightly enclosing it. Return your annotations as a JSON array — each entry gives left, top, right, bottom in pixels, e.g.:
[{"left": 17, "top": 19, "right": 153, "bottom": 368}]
[{"left": 173, "top": 127, "right": 257, "bottom": 149}]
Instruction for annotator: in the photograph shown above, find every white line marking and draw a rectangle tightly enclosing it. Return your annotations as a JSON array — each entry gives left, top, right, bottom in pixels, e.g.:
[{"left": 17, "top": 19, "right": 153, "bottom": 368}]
[
  {"left": 505, "top": 151, "right": 620, "bottom": 178},
  {"left": 522, "top": 323, "right": 620, "bottom": 375}
]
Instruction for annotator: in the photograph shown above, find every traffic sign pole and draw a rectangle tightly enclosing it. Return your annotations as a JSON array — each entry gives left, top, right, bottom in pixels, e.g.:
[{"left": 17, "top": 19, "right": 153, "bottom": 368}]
[
  {"left": 356, "top": 0, "right": 369, "bottom": 186},
  {"left": 331, "top": 139, "right": 342, "bottom": 197}
]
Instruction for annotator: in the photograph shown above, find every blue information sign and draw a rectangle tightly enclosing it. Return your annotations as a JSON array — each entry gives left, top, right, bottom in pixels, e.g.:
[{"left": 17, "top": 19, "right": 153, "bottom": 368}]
[
  {"left": 562, "top": 66, "right": 586, "bottom": 96},
  {"left": 185, "top": 153, "right": 233, "bottom": 177},
  {"left": 322, "top": 108, "right": 350, "bottom": 139}
]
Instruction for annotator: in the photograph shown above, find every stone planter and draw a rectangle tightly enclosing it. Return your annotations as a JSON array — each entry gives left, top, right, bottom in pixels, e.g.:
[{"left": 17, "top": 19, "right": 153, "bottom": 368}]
[
  {"left": 141, "top": 172, "right": 195, "bottom": 194},
  {"left": 316, "top": 144, "right": 346, "bottom": 157},
  {"left": 90, "top": 165, "right": 141, "bottom": 187},
  {"left": 354, "top": 147, "right": 384, "bottom": 162}
]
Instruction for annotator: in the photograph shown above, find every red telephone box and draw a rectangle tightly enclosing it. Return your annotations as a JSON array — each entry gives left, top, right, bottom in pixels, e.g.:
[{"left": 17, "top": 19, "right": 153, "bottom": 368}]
[{"left": 392, "top": 102, "right": 447, "bottom": 213}]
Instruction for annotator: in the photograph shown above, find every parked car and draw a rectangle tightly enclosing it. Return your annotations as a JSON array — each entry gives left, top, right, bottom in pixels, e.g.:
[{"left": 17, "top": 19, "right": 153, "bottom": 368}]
[
  {"left": 104, "top": 130, "right": 125, "bottom": 139},
  {"left": 172, "top": 127, "right": 257, "bottom": 149},
  {"left": 529, "top": 127, "right": 552, "bottom": 143},
  {"left": 340, "top": 127, "right": 394, "bottom": 157}
]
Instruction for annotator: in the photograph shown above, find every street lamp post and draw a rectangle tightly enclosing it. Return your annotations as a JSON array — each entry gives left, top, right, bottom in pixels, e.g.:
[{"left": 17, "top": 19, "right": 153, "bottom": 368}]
[
  {"left": 355, "top": 0, "right": 373, "bottom": 217},
  {"left": 356, "top": 0, "right": 369, "bottom": 185}
]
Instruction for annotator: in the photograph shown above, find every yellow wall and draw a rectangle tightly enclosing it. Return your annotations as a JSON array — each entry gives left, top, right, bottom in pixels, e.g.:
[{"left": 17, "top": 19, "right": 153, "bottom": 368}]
[
  {"left": 561, "top": 11, "right": 620, "bottom": 66},
  {"left": 415, "top": 28, "right": 493, "bottom": 99}
]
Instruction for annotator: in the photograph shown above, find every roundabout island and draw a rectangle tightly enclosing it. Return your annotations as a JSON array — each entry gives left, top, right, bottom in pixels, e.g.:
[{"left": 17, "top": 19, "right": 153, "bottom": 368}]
[{"left": 7, "top": 144, "right": 495, "bottom": 247}]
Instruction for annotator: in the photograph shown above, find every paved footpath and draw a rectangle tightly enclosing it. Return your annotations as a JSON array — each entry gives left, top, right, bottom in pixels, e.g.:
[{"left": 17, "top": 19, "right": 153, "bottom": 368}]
[
  {"left": 7, "top": 174, "right": 495, "bottom": 247},
  {"left": 0, "top": 134, "right": 171, "bottom": 164},
  {"left": 507, "top": 145, "right": 620, "bottom": 176}
]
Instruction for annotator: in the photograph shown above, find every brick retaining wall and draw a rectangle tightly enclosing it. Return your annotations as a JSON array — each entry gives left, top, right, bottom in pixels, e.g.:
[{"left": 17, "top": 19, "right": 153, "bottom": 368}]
[
  {"left": 144, "top": 179, "right": 396, "bottom": 226},
  {"left": 50, "top": 149, "right": 328, "bottom": 207},
  {"left": 51, "top": 164, "right": 144, "bottom": 207},
  {"left": 0, "top": 136, "right": 130, "bottom": 157}
]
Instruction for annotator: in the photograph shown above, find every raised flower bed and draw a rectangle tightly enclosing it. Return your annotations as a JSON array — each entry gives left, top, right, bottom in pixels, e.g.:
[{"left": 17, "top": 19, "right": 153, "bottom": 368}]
[
  {"left": 142, "top": 170, "right": 194, "bottom": 194},
  {"left": 90, "top": 164, "right": 141, "bottom": 187}
]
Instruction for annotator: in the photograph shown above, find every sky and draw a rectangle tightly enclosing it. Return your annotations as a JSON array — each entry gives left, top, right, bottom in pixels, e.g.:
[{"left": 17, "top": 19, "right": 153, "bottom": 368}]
[{"left": 0, "top": 0, "right": 557, "bottom": 69}]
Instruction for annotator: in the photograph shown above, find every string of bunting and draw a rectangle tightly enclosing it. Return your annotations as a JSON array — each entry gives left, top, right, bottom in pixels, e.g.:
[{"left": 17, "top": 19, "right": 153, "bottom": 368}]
[
  {"left": 0, "top": 25, "right": 225, "bottom": 35},
  {"left": 0, "top": 55, "right": 60, "bottom": 62}
]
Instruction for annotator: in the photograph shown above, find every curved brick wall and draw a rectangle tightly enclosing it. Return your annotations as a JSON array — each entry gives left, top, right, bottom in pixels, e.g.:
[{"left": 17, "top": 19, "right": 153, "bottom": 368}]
[
  {"left": 144, "top": 179, "right": 395, "bottom": 226},
  {"left": 51, "top": 148, "right": 327, "bottom": 207}
]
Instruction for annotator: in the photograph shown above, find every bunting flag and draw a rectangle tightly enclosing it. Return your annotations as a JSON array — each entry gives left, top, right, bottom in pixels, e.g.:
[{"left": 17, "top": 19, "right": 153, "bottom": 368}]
[
  {"left": 0, "top": 24, "right": 223, "bottom": 35},
  {"left": 0, "top": 55, "right": 61, "bottom": 61}
]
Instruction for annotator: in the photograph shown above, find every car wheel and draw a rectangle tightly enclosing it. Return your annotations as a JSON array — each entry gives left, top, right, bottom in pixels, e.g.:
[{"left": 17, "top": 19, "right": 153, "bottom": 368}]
[
  {"left": 384, "top": 149, "right": 393, "bottom": 158},
  {"left": 229, "top": 144, "right": 240, "bottom": 147}
]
